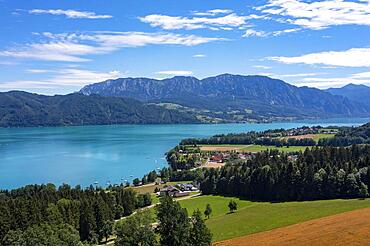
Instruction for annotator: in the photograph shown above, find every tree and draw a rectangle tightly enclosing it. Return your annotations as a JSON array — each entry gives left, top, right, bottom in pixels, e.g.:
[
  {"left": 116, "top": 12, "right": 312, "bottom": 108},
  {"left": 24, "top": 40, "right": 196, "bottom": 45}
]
[
  {"left": 114, "top": 205, "right": 124, "bottom": 220},
  {"left": 133, "top": 178, "right": 141, "bottom": 186},
  {"left": 3, "top": 223, "right": 84, "bottom": 246},
  {"left": 121, "top": 189, "right": 137, "bottom": 216},
  {"left": 79, "top": 201, "right": 98, "bottom": 243},
  {"left": 100, "top": 220, "right": 114, "bottom": 243},
  {"left": 228, "top": 200, "right": 237, "bottom": 213},
  {"left": 115, "top": 210, "right": 157, "bottom": 246},
  {"left": 190, "top": 209, "right": 212, "bottom": 246},
  {"left": 204, "top": 204, "right": 212, "bottom": 219},
  {"left": 156, "top": 195, "right": 191, "bottom": 246}
]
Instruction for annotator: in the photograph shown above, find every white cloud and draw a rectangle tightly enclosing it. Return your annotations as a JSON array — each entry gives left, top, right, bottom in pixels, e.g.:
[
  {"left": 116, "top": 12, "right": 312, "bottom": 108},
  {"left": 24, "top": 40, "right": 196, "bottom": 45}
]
[
  {"left": 77, "top": 32, "right": 222, "bottom": 47},
  {"left": 295, "top": 76, "right": 370, "bottom": 88},
  {"left": 253, "top": 65, "right": 271, "bottom": 69},
  {"left": 139, "top": 13, "right": 249, "bottom": 30},
  {"left": 257, "top": 72, "right": 275, "bottom": 77},
  {"left": 0, "top": 69, "right": 123, "bottom": 90},
  {"left": 0, "top": 32, "right": 223, "bottom": 62},
  {"left": 272, "top": 28, "right": 301, "bottom": 36},
  {"left": 352, "top": 71, "right": 370, "bottom": 78},
  {"left": 280, "top": 73, "right": 323, "bottom": 77},
  {"left": 29, "top": 9, "right": 112, "bottom": 19},
  {"left": 0, "top": 42, "right": 105, "bottom": 62},
  {"left": 192, "top": 9, "right": 233, "bottom": 16},
  {"left": 243, "top": 29, "right": 268, "bottom": 37},
  {"left": 193, "top": 54, "right": 206, "bottom": 58},
  {"left": 156, "top": 70, "right": 193, "bottom": 76},
  {"left": 268, "top": 47, "right": 370, "bottom": 67},
  {"left": 258, "top": 0, "right": 370, "bottom": 30},
  {"left": 26, "top": 69, "right": 49, "bottom": 74},
  {"left": 243, "top": 28, "right": 300, "bottom": 38}
]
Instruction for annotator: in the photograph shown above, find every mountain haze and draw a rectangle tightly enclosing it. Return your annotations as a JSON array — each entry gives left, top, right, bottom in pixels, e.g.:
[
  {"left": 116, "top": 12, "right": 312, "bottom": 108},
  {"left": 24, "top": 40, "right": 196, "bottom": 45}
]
[{"left": 80, "top": 74, "right": 370, "bottom": 122}]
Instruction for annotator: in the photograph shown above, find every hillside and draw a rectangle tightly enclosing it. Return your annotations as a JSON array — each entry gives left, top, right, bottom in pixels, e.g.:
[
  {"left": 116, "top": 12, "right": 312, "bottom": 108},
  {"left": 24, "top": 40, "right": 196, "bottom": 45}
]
[
  {"left": 0, "top": 91, "right": 200, "bottom": 127},
  {"left": 326, "top": 84, "right": 370, "bottom": 106},
  {"left": 80, "top": 74, "right": 370, "bottom": 121}
]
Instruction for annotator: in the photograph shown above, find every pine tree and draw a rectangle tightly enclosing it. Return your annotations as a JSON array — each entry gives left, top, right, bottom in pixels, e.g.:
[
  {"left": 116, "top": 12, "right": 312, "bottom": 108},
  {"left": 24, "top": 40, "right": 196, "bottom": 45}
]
[
  {"left": 156, "top": 195, "right": 191, "bottom": 246},
  {"left": 190, "top": 209, "right": 212, "bottom": 246}
]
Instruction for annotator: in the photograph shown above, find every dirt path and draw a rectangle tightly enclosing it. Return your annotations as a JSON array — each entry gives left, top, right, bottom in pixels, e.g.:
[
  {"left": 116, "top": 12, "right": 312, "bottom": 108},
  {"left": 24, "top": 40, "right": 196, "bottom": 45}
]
[{"left": 215, "top": 207, "right": 370, "bottom": 246}]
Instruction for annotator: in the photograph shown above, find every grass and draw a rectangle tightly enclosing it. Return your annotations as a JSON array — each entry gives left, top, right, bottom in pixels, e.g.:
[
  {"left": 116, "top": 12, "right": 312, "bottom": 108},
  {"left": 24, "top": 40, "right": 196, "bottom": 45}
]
[
  {"left": 198, "top": 144, "right": 308, "bottom": 153},
  {"left": 178, "top": 195, "right": 370, "bottom": 242},
  {"left": 311, "top": 133, "right": 335, "bottom": 142},
  {"left": 240, "top": 145, "right": 309, "bottom": 153}
]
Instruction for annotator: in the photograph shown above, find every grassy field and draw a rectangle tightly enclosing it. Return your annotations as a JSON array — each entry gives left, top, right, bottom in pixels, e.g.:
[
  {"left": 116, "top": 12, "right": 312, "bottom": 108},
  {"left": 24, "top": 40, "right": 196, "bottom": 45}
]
[
  {"left": 199, "top": 144, "right": 309, "bottom": 153},
  {"left": 240, "top": 145, "right": 308, "bottom": 152},
  {"left": 198, "top": 133, "right": 335, "bottom": 153},
  {"left": 281, "top": 133, "right": 335, "bottom": 142},
  {"left": 311, "top": 133, "right": 335, "bottom": 142},
  {"left": 178, "top": 195, "right": 370, "bottom": 242}
]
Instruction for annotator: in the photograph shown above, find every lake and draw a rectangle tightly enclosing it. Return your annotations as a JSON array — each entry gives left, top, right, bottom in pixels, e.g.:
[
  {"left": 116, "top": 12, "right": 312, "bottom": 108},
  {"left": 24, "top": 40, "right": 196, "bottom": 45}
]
[{"left": 1, "top": 118, "right": 369, "bottom": 189}]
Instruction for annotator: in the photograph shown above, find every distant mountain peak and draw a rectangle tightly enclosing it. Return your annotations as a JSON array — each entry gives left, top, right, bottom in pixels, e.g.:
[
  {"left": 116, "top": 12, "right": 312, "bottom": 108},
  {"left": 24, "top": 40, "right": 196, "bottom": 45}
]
[
  {"left": 326, "top": 83, "right": 370, "bottom": 106},
  {"left": 343, "top": 83, "right": 369, "bottom": 89},
  {"left": 80, "top": 74, "right": 370, "bottom": 119}
]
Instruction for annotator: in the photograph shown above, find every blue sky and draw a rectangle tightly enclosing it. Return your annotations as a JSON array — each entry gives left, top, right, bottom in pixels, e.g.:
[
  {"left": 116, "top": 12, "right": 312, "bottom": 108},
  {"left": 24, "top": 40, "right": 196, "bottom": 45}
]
[{"left": 0, "top": 0, "right": 370, "bottom": 94}]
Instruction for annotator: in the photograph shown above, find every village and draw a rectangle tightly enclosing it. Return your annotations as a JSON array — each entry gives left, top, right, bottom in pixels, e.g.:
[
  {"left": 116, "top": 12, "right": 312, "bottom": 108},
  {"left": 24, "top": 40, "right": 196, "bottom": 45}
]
[{"left": 169, "top": 126, "right": 337, "bottom": 170}]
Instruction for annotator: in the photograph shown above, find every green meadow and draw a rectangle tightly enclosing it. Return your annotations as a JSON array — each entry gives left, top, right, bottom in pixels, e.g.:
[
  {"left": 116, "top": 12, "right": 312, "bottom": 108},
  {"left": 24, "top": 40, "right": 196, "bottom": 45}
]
[{"left": 178, "top": 195, "right": 370, "bottom": 242}]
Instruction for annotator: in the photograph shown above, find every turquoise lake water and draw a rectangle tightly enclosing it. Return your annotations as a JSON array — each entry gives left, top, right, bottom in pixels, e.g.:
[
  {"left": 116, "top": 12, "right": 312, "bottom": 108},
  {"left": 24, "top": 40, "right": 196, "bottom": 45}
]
[{"left": 1, "top": 118, "right": 369, "bottom": 189}]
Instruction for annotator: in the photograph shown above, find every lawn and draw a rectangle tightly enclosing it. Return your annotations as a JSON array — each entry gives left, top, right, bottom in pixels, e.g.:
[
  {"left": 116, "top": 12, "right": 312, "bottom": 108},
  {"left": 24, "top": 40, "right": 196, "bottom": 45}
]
[
  {"left": 198, "top": 144, "right": 309, "bottom": 153},
  {"left": 178, "top": 195, "right": 370, "bottom": 242},
  {"left": 240, "top": 145, "right": 309, "bottom": 153},
  {"left": 311, "top": 133, "right": 335, "bottom": 142}
]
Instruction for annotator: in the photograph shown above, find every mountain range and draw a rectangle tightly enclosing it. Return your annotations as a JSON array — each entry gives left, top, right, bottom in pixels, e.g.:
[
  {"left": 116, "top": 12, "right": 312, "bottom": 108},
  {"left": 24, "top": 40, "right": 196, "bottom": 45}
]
[
  {"left": 0, "top": 91, "right": 199, "bottom": 127},
  {"left": 326, "top": 83, "right": 370, "bottom": 106},
  {"left": 80, "top": 74, "right": 370, "bottom": 123},
  {"left": 1, "top": 75, "right": 369, "bottom": 127}
]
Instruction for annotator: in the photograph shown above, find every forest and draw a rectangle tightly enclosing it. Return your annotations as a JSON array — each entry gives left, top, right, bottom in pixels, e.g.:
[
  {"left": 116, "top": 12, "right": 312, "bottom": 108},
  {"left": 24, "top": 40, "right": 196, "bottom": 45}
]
[
  {"left": 318, "top": 123, "right": 370, "bottom": 146},
  {"left": 0, "top": 183, "right": 211, "bottom": 245},
  {"left": 0, "top": 184, "right": 152, "bottom": 245},
  {"left": 0, "top": 91, "right": 199, "bottom": 127},
  {"left": 199, "top": 145, "right": 370, "bottom": 201}
]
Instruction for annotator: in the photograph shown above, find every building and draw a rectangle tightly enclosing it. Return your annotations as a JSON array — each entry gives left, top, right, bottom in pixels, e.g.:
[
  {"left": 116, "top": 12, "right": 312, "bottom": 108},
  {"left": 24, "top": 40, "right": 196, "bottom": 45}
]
[
  {"left": 160, "top": 186, "right": 190, "bottom": 197},
  {"left": 177, "top": 183, "right": 198, "bottom": 192},
  {"left": 210, "top": 154, "right": 223, "bottom": 163}
]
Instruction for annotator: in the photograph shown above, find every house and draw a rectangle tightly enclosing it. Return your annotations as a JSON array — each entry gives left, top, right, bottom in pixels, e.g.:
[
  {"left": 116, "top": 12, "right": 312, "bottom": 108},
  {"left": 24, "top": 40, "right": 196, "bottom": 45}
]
[
  {"left": 210, "top": 154, "right": 223, "bottom": 163},
  {"left": 160, "top": 186, "right": 190, "bottom": 197},
  {"left": 288, "top": 155, "right": 298, "bottom": 162},
  {"left": 177, "top": 183, "right": 198, "bottom": 192}
]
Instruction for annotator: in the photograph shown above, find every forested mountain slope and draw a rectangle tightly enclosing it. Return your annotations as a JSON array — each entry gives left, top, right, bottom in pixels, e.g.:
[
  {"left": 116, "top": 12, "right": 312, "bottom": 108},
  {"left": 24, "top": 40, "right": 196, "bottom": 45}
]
[
  {"left": 0, "top": 91, "right": 199, "bottom": 127},
  {"left": 80, "top": 74, "right": 370, "bottom": 121}
]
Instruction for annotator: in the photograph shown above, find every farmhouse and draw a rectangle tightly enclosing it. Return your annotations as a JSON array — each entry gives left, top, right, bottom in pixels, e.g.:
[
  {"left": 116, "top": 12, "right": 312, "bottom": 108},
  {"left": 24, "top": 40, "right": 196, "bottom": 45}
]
[
  {"left": 177, "top": 183, "right": 198, "bottom": 192},
  {"left": 160, "top": 186, "right": 190, "bottom": 197},
  {"left": 210, "top": 154, "right": 223, "bottom": 163}
]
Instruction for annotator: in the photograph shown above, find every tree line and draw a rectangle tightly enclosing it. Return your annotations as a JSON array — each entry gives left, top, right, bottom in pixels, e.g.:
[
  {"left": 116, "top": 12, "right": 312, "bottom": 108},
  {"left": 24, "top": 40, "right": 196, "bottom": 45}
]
[
  {"left": 318, "top": 123, "right": 370, "bottom": 146},
  {"left": 179, "top": 126, "right": 326, "bottom": 146},
  {"left": 199, "top": 145, "right": 370, "bottom": 201}
]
